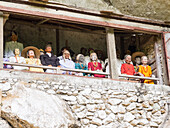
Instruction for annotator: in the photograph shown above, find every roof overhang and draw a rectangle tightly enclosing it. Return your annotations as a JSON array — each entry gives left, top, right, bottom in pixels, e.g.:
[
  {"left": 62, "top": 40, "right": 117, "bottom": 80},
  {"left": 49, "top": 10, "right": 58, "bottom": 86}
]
[{"left": 0, "top": 1, "right": 169, "bottom": 34}]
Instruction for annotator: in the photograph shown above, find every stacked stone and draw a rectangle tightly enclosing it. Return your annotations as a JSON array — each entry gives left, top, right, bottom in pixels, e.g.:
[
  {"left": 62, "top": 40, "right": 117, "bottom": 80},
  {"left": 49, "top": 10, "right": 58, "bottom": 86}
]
[
  {"left": 0, "top": 78, "right": 16, "bottom": 97},
  {"left": 1, "top": 78, "right": 169, "bottom": 128}
]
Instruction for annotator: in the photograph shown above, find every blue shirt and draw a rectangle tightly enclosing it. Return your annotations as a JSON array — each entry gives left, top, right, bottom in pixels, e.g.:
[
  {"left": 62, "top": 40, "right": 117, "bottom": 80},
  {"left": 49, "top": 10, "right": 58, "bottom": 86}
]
[{"left": 75, "top": 63, "right": 88, "bottom": 76}]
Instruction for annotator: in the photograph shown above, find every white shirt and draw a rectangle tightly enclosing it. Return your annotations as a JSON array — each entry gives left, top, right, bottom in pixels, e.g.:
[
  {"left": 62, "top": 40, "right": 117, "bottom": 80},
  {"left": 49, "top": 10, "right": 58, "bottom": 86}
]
[
  {"left": 59, "top": 59, "right": 75, "bottom": 74},
  {"left": 46, "top": 53, "right": 52, "bottom": 57},
  {"left": 9, "top": 56, "right": 28, "bottom": 70}
]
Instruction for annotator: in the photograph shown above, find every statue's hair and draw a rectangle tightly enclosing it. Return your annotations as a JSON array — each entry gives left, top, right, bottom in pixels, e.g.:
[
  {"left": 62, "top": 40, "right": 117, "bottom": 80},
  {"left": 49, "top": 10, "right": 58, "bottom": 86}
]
[
  {"left": 124, "top": 54, "right": 131, "bottom": 59},
  {"left": 27, "top": 49, "right": 35, "bottom": 58},
  {"left": 11, "top": 31, "right": 18, "bottom": 36},
  {"left": 90, "top": 52, "right": 98, "bottom": 61},
  {"left": 13, "top": 48, "right": 20, "bottom": 54},
  {"left": 141, "top": 56, "right": 147, "bottom": 60},
  {"left": 76, "top": 54, "right": 85, "bottom": 65}
]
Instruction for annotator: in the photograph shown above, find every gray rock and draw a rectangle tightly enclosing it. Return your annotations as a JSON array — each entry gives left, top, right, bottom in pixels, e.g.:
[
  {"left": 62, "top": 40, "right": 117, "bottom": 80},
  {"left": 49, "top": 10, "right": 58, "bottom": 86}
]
[
  {"left": 60, "top": 95, "right": 77, "bottom": 102},
  {"left": 0, "top": 118, "right": 11, "bottom": 128},
  {"left": 86, "top": 104, "right": 98, "bottom": 112},
  {"left": 150, "top": 121, "right": 158, "bottom": 127},
  {"left": 2, "top": 84, "right": 77, "bottom": 128},
  {"left": 130, "top": 120, "right": 139, "bottom": 126},
  {"left": 37, "top": 81, "right": 44, "bottom": 84},
  {"left": 142, "top": 101, "right": 150, "bottom": 108},
  {"left": 124, "top": 112, "right": 135, "bottom": 122},
  {"left": 110, "top": 106, "right": 119, "bottom": 114},
  {"left": 108, "top": 98, "right": 122, "bottom": 105},
  {"left": 138, "top": 119, "right": 149, "bottom": 125},
  {"left": 103, "top": 113, "right": 115, "bottom": 124},
  {"left": 76, "top": 111, "right": 86, "bottom": 119},
  {"left": 43, "top": 84, "right": 50, "bottom": 89},
  {"left": 12, "top": 78, "right": 18, "bottom": 82},
  {"left": 91, "top": 118, "right": 102, "bottom": 126},
  {"left": 98, "top": 110, "right": 106, "bottom": 119},
  {"left": 46, "top": 89, "right": 56, "bottom": 94},
  {"left": 153, "top": 103, "right": 161, "bottom": 110},
  {"left": 81, "top": 119, "right": 89, "bottom": 125},
  {"left": 126, "top": 103, "right": 136, "bottom": 111},
  {"left": 90, "top": 92, "right": 101, "bottom": 99},
  {"left": 0, "top": 83, "right": 11, "bottom": 91}
]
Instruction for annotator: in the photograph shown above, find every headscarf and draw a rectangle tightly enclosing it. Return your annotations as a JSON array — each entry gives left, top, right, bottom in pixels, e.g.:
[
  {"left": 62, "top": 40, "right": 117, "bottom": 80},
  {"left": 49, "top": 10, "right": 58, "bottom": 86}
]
[
  {"left": 63, "top": 50, "right": 72, "bottom": 61},
  {"left": 76, "top": 54, "right": 85, "bottom": 65}
]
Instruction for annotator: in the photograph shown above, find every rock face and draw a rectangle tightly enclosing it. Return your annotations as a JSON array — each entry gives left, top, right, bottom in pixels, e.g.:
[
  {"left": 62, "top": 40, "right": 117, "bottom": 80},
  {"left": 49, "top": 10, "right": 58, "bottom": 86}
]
[
  {"left": 1, "top": 84, "right": 77, "bottom": 128},
  {"left": 52, "top": 0, "right": 170, "bottom": 21}
]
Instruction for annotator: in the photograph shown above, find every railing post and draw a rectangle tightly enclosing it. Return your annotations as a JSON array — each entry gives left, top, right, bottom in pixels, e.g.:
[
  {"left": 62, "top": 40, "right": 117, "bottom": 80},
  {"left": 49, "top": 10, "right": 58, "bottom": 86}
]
[
  {"left": 106, "top": 28, "right": 118, "bottom": 79},
  {"left": 155, "top": 42, "right": 163, "bottom": 84},
  {"left": 0, "top": 12, "right": 4, "bottom": 69}
]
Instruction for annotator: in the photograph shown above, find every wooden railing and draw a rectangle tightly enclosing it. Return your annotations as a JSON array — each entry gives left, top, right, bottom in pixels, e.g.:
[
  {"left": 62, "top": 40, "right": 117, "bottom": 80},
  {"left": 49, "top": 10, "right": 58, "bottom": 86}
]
[{"left": 3, "top": 62, "right": 160, "bottom": 82}]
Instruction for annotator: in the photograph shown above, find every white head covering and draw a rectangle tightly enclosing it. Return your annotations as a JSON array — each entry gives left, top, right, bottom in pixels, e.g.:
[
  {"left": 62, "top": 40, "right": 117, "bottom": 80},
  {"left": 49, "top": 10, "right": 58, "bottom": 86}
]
[{"left": 63, "top": 50, "right": 71, "bottom": 61}]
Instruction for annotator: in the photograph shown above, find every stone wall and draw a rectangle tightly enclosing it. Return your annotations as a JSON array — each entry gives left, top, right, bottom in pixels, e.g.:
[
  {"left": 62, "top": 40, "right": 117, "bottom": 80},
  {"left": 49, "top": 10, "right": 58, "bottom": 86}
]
[{"left": 0, "top": 69, "right": 170, "bottom": 128}]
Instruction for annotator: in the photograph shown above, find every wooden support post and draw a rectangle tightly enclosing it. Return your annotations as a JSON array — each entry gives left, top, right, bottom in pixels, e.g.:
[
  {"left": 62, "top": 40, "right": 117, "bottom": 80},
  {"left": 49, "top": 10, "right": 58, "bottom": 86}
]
[
  {"left": 154, "top": 42, "right": 163, "bottom": 84},
  {"left": 0, "top": 90, "right": 1, "bottom": 117},
  {"left": 0, "top": 12, "right": 3, "bottom": 69},
  {"left": 3, "top": 13, "right": 9, "bottom": 25},
  {"left": 56, "top": 29, "right": 60, "bottom": 56},
  {"left": 106, "top": 28, "right": 118, "bottom": 79}
]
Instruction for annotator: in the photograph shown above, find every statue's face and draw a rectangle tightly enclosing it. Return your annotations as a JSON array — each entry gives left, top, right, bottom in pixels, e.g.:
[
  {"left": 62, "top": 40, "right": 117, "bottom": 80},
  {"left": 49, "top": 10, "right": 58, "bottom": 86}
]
[
  {"left": 90, "top": 53, "right": 97, "bottom": 61},
  {"left": 125, "top": 56, "right": 131, "bottom": 64},
  {"left": 28, "top": 50, "right": 35, "bottom": 57},
  {"left": 81, "top": 49, "right": 87, "bottom": 55},
  {"left": 142, "top": 56, "right": 148, "bottom": 65},
  {"left": 97, "top": 52, "right": 103, "bottom": 59},
  {"left": 135, "top": 57, "right": 141, "bottom": 64},
  {"left": 11, "top": 34, "right": 18, "bottom": 41},
  {"left": 64, "top": 53, "right": 70, "bottom": 59},
  {"left": 14, "top": 49, "right": 20, "bottom": 55},
  {"left": 45, "top": 46, "right": 52, "bottom": 53}
]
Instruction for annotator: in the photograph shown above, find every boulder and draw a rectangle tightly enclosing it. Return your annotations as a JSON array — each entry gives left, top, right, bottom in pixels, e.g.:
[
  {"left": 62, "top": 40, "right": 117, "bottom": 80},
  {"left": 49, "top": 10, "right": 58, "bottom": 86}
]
[
  {"left": 0, "top": 118, "right": 11, "bottom": 128},
  {"left": 2, "top": 84, "right": 77, "bottom": 128}
]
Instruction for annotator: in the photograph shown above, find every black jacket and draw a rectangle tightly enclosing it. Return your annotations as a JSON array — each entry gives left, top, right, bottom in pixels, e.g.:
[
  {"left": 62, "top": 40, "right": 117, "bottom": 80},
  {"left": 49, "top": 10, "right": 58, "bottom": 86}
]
[{"left": 40, "top": 53, "right": 60, "bottom": 67}]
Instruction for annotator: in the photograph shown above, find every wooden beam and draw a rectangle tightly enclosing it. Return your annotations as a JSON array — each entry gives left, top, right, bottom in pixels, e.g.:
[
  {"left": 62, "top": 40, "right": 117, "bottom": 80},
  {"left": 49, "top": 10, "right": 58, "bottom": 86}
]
[
  {"left": 155, "top": 42, "right": 163, "bottom": 84},
  {"left": 119, "top": 74, "right": 159, "bottom": 81},
  {"left": 3, "top": 61, "right": 160, "bottom": 81},
  {"left": 56, "top": 29, "right": 59, "bottom": 56},
  {"left": 7, "top": 19, "right": 106, "bottom": 35},
  {"left": 106, "top": 28, "right": 118, "bottom": 79},
  {"left": 50, "top": 20, "right": 92, "bottom": 32},
  {"left": 0, "top": 12, "right": 3, "bottom": 68},
  {"left": 3, "top": 13, "right": 9, "bottom": 25},
  {"left": 36, "top": 18, "right": 49, "bottom": 25}
]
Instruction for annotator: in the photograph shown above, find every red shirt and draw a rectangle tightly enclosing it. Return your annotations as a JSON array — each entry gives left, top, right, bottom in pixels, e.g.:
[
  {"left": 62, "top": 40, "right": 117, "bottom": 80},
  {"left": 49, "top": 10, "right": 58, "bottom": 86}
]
[
  {"left": 121, "top": 63, "right": 135, "bottom": 75},
  {"left": 88, "top": 62, "right": 105, "bottom": 78}
]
